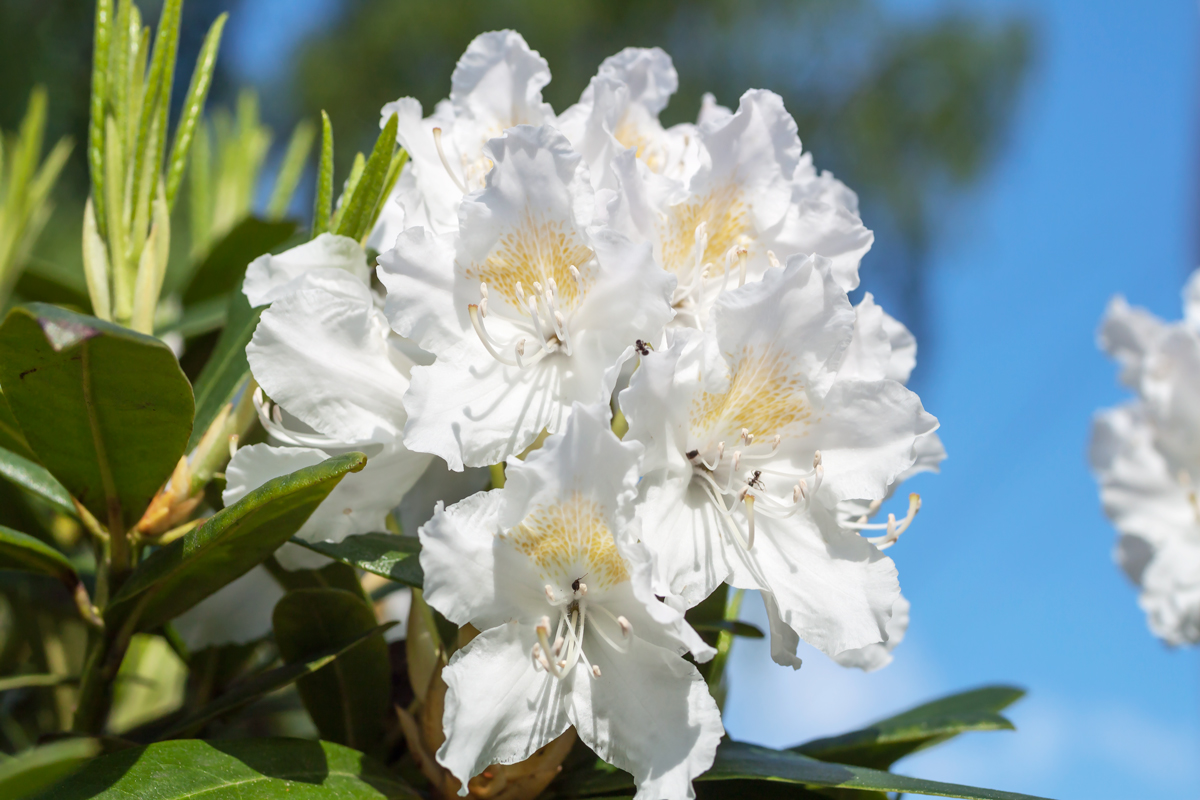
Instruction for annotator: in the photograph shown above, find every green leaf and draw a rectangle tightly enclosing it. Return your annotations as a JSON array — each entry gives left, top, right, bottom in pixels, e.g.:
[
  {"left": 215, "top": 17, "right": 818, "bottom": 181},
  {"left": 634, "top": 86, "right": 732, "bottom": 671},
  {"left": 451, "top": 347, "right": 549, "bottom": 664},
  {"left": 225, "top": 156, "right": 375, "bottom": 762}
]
[
  {"left": 312, "top": 111, "right": 334, "bottom": 238},
  {"left": 180, "top": 216, "right": 297, "bottom": 305},
  {"left": 290, "top": 532, "right": 422, "bottom": 588},
  {"left": 88, "top": 0, "right": 113, "bottom": 240},
  {"left": 30, "top": 738, "right": 416, "bottom": 799},
  {"left": 335, "top": 113, "right": 397, "bottom": 243},
  {"left": 274, "top": 588, "right": 391, "bottom": 752},
  {"left": 267, "top": 119, "right": 317, "bottom": 220},
  {"left": 558, "top": 740, "right": 1051, "bottom": 800},
  {"left": 0, "top": 525, "right": 77, "bottom": 583},
  {"left": 164, "top": 13, "right": 227, "bottom": 209},
  {"left": 0, "top": 390, "right": 36, "bottom": 463},
  {"left": 0, "top": 304, "right": 194, "bottom": 530},
  {"left": 160, "top": 622, "right": 395, "bottom": 739},
  {"left": 0, "top": 448, "right": 75, "bottom": 518},
  {"left": 104, "top": 452, "right": 366, "bottom": 633},
  {"left": 187, "top": 287, "right": 261, "bottom": 450},
  {"left": 0, "top": 738, "right": 102, "bottom": 800},
  {"left": 794, "top": 685, "right": 1025, "bottom": 769},
  {"left": 691, "top": 619, "right": 764, "bottom": 639}
]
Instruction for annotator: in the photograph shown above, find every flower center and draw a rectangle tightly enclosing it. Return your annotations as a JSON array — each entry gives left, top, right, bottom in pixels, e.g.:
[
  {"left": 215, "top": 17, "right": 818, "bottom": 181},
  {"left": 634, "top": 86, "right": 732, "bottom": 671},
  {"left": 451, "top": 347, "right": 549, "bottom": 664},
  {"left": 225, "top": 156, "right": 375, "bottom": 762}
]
[
  {"left": 530, "top": 579, "right": 632, "bottom": 680},
  {"left": 469, "top": 274, "right": 578, "bottom": 368}
]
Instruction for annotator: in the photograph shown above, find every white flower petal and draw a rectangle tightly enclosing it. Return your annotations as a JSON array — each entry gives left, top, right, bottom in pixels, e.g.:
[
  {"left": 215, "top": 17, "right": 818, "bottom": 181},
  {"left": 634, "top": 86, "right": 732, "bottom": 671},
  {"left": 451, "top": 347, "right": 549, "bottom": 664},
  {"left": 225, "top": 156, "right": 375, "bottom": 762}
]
[
  {"left": 831, "top": 594, "right": 910, "bottom": 672},
  {"left": 248, "top": 269, "right": 411, "bottom": 443},
  {"left": 419, "top": 490, "right": 547, "bottom": 627},
  {"left": 732, "top": 505, "right": 900, "bottom": 661},
  {"left": 437, "top": 623, "right": 572, "bottom": 791},
  {"left": 378, "top": 226, "right": 462, "bottom": 358},
  {"left": 243, "top": 233, "right": 370, "bottom": 307},
  {"left": 570, "top": 635, "right": 723, "bottom": 800}
]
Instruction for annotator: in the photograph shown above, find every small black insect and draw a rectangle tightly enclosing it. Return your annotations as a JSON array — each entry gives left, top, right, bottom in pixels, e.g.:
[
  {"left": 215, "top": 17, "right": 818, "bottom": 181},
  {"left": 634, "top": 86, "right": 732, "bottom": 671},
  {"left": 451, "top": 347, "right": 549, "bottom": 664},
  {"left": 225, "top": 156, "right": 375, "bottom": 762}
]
[
  {"left": 748, "top": 470, "right": 765, "bottom": 489},
  {"left": 635, "top": 339, "right": 651, "bottom": 356},
  {"left": 571, "top": 573, "right": 590, "bottom": 593},
  {"left": 686, "top": 449, "right": 700, "bottom": 460}
]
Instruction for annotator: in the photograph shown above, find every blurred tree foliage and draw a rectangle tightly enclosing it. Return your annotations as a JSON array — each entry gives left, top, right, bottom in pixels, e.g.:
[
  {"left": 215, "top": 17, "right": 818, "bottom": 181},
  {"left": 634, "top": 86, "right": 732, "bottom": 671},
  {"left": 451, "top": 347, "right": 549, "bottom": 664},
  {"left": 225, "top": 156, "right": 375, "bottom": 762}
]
[
  {"left": 292, "top": 0, "right": 1033, "bottom": 340},
  {"left": 0, "top": 0, "right": 1031, "bottom": 348}
]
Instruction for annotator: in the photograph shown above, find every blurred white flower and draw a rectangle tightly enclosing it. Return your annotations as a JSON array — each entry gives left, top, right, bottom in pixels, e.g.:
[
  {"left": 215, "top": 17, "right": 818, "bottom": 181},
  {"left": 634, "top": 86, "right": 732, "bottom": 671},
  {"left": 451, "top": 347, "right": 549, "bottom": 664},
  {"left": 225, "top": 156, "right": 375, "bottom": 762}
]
[
  {"left": 1092, "top": 271, "right": 1200, "bottom": 644},
  {"left": 379, "top": 124, "right": 674, "bottom": 470},
  {"left": 620, "top": 254, "right": 937, "bottom": 668},
  {"left": 420, "top": 403, "right": 722, "bottom": 800},
  {"left": 370, "top": 30, "right": 556, "bottom": 248}
]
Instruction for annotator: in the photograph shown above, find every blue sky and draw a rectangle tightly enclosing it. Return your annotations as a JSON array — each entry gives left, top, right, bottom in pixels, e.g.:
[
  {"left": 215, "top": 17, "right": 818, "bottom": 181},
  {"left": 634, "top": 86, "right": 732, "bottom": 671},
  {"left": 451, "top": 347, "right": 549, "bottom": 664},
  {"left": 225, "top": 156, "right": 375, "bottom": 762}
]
[{"left": 226, "top": 1, "right": 1200, "bottom": 797}]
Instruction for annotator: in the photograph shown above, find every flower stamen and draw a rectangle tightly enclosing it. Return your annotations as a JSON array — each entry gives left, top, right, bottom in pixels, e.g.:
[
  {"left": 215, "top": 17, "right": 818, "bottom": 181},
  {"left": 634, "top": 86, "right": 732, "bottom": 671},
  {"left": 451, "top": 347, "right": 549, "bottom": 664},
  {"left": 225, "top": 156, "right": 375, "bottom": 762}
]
[{"left": 432, "top": 127, "right": 468, "bottom": 194}]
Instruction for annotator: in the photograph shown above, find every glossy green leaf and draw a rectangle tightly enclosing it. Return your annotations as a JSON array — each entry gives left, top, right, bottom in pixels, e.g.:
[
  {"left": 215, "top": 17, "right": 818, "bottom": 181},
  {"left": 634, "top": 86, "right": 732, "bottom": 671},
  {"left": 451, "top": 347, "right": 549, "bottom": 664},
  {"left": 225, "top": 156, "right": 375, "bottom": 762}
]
[
  {"left": 31, "top": 738, "right": 415, "bottom": 799},
  {"left": 187, "top": 287, "right": 260, "bottom": 450},
  {"left": 0, "top": 525, "right": 77, "bottom": 583},
  {"left": 558, "top": 740, "right": 1051, "bottom": 800},
  {"left": 181, "top": 216, "right": 297, "bottom": 305},
  {"left": 0, "top": 390, "right": 36, "bottom": 463},
  {"left": 164, "top": 13, "right": 227, "bottom": 208},
  {"left": 290, "top": 532, "right": 422, "bottom": 588},
  {"left": 0, "top": 448, "right": 73, "bottom": 518},
  {"left": 335, "top": 113, "right": 397, "bottom": 243},
  {"left": 0, "top": 738, "right": 101, "bottom": 800},
  {"left": 794, "top": 685, "right": 1024, "bottom": 769},
  {"left": 161, "top": 622, "right": 395, "bottom": 739},
  {"left": 312, "top": 111, "right": 334, "bottom": 238},
  {"left": 0, "top": 304, "right": 194, "bottom": 530},
  {"left": 105, "top": 452, "right": 366, "bottom": 633},
  {"left": 274, "top": 588, "right": 391, "bottom": 752}
]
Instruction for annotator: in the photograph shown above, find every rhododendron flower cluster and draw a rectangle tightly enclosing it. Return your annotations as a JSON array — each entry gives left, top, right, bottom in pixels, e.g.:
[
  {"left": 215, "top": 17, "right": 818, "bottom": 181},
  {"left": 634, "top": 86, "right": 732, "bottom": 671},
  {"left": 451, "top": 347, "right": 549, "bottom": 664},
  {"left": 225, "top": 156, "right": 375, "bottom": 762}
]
[
  {"left": 229, "top": 31, "right": 942, "bottom": 799},
  {"left": 1092, "top": 269, "right": 1200, "bottom": 645}
]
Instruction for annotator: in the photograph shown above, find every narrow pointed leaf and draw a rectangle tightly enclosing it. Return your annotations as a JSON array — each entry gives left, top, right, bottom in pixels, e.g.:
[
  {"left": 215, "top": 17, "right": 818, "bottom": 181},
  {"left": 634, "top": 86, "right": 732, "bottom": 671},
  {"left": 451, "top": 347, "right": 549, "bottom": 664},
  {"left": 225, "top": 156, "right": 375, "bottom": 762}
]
[
  {"left": 0, "top": 448, "right": 75, "bottom": 518},
  {"left": 274, "top": 588, "right": 391, "bottom": 752},
  {"left": 164, "top": 13, "right": 227, "bottom": 208},
  {"left": 0, "top": 738, "right": 101, "bottom": 800},
  {"left": 335, "top": 113, "right": 397, "bottom": 243},
  {"left": 187, "top": 287, "right": 260, "bottom": 450},
  {"left": 29, "top": 738, "right": 416, "bottom": 799},
  {"left": 329, "top": 151, "right": 365, "bottom": 235},
  {"left": 290, "top": 532, "right": 422, "bottom": 588},
  {"left": 266, "top": 119, "right": 316, "bottom": 219},
  {"left": 0, "top": 304, "right": 194, "bottom": 530},
  {"left": 81, "top": 198, "right": 112, "bottom": 321},
  {"left": 88, "top": 0, "right": 113, "bottom": 239},
  {"left": 312, "top": 111, "right": 333, "bottom": 238},
  {"left": 794, "top": 686, "right": 1025, "bottom": 769},
  {"left": 160, "top": 622, "right": 395, "bottom": 739},
  {"left": 104, "top": 452, "right": 366, "bottom": 633},
  {"left": 691, "top": 619, "right": 764, "bottom": 639}
]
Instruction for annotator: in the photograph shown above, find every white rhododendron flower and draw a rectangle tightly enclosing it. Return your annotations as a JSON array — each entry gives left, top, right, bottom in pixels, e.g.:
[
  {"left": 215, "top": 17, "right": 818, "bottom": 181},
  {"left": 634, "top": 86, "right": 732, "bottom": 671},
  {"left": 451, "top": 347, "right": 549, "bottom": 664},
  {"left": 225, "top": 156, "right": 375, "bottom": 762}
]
[
  {"left": 419, "top": 403, "right": 722, "bottom": 799},
  {"left": 601, "top": 84, "right": 873, "bottom": 328},
  {"left": 379, "top": 124, "right": 675, "bottom": 470},
  {"left": 227, "top": 234, "right": 433, "bottom": 566},
  {"left": 1092, "top": 271, "right": 1200, "bottom": 644},
  {"left": 558, "top": 47, "right": 704, "bottom": 187},
  {"left": 620, "top": 254, "right": 937, "bottom": 667},
  {"left": 371, "top": 30, "right": 556, "bottom": 247}
]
